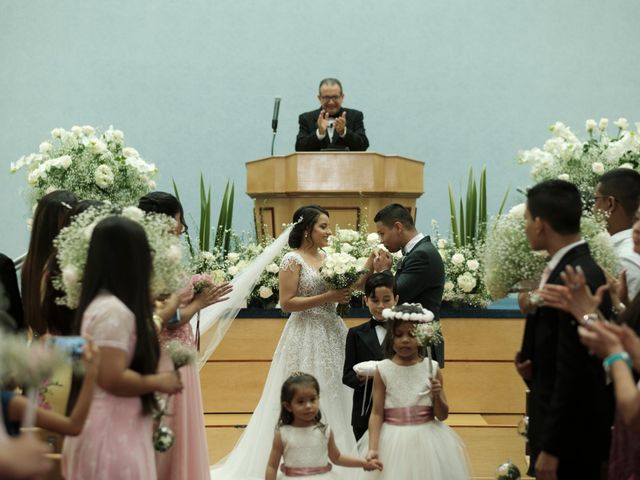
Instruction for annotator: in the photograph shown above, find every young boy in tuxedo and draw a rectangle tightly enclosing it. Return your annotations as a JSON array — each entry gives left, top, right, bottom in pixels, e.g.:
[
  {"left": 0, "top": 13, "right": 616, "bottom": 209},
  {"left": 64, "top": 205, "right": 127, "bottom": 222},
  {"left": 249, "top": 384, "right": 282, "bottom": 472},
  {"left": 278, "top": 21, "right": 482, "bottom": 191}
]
[{"left": 342, "top": 272, "right": 398, "bottom": 440}]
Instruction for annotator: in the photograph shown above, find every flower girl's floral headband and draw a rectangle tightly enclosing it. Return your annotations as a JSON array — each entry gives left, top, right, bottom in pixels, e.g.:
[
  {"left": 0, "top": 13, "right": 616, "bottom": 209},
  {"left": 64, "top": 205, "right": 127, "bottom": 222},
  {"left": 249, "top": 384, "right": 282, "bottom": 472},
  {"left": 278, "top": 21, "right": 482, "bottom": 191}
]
[{"left": 382, "top": 303, "right": 442, "bottom": 347}]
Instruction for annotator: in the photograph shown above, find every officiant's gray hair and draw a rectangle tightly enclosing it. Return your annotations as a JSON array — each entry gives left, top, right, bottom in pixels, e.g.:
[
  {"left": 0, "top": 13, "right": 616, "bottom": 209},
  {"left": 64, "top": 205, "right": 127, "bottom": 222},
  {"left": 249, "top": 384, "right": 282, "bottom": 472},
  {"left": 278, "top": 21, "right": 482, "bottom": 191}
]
[
  {"left": 318, "top": 78, "right": 343, "bottom": 94},
  {"left": 288, "top": 205, "right": 329, "bottom": 248}
]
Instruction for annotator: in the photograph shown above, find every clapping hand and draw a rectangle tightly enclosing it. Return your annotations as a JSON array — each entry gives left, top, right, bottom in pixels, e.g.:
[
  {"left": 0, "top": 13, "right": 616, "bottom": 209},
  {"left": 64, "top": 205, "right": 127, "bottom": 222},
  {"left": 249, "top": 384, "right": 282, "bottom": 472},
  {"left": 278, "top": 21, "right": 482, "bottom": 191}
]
[
  {"left": 197, "top": 282, "right": 233, "bottom": 308},
  {"left": 578, "top": 321, "right": 631, "bottom": 359},
  {"left": 538, "top": 265, "right": 608, "bottom": 320},
  {"left": 317, "top": 110, "right": 330, "bottom": 135},
  {"left": 334, "top": 112, "right": 347, "bottom": 136}
]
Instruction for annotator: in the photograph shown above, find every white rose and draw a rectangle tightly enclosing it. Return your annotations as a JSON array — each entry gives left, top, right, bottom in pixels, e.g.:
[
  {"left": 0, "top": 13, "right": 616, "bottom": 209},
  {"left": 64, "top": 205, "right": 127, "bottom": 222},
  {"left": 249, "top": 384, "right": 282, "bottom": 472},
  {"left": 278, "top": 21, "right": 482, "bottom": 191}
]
[
  {"left": 62, "top": 266, "right": 80, "bottom": 287},
  {"left": 59, "top": 155, "right": 72, "bottom": 169},
  {"left": 356, "top": 257, "right": 368, "bottom": 268},
  {"left": 266, "top": 263, "right": 280, "bottom": 274},
  {"left": 614, "top": 117, "right": 629, "bottom": 130},
  {"left": 366, "top": 232, "right": 380, "bottom": 245},
  {"left": 598, "top": 118, "right": 609, "bottom": 131},
  {"left": 457, "top": 272, "right": 477, "bottom": 293},
  {"left": 451, "top": 253, "right": 465, "bottom": 266},
  {"left": 94, "top": 164, "right": 114, "bottom": 189},
  {"left": 227, "top": 252, "right": 240, "bottom": 264},
  {"left": 437, "top": 239, "right": 448, "bottom": 249},
  {"left": 228, "top": 265, "right": 239, "bottom": 276},
  {"left": 71, "top": 126, "right": 82, "bottom": 137},
  {"left": 591, "top": 162, "right": 605, "bottom": 174},
  {"left": 211, "top": 270, "right": 226, "bottom": 283},
  {"left": 123, "top": 147, "right": 139, "bottom": 158},
  {"left": 82, "top": 125, "right": 95, "bottom": 136},
  {"left": 50, "top": 128, "right": 65, "bottom": 139},
  {"left": 122, "top": 206, "right": 145, "bottom": 222},
  {"left": 558, "top": 173, "right": 570, "bottom": 181},
  {"left": 444, "top": 281, "right": 455, "bottom": 293},
  {"left": 236, "top": 260, "right": 248, "bottom": 270},
  {"left": 201, "top": 251, "right": 214, "bottom": 260},
  {"left": 466, "top": 259, "right": 479, "bottom": 271},
  {"left": 258, "top": 286, "right": 273, "bottom": 299},
  {"left": 39, "top": 142, "right": 52, "bottom": 154},
  {"left": 323, "top": 246, "right": 335, "bottom": 255},
  {"left": 341, "top": 243, "right": 354, "bottom": 253},
  {"left": 585, "top": 119, "right": 597, "bottom": 132}
]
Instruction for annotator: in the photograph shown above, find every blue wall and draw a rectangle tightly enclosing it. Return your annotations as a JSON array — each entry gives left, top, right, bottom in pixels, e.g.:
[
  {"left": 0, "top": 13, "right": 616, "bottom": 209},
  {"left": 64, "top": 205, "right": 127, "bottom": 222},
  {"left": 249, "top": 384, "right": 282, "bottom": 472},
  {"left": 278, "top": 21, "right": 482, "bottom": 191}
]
[{"left": 1, "top": 0, "right": 638, "bottom": 256}]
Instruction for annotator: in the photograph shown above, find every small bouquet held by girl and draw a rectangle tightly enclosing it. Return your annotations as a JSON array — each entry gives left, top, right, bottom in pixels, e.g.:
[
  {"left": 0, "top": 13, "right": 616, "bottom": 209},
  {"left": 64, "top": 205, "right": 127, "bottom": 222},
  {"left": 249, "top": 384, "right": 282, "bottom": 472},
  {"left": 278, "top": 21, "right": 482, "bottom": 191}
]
[
  {"left": 361, "top": 303, "right": 471, "bottom": 480},
  {"left": 266, "top": 372, "right": 383, "bottom": 479},
  {"left": 320, "top": 251, "right": 367, "bottom": 315}
]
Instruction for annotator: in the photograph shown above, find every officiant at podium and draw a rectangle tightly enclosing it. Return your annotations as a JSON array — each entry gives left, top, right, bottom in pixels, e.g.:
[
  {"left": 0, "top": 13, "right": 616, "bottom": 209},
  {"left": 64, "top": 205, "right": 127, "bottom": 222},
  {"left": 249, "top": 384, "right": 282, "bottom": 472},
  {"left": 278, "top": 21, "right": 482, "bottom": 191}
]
[{"left": 295, "top": 77, "right": 369, "bottom": 151}]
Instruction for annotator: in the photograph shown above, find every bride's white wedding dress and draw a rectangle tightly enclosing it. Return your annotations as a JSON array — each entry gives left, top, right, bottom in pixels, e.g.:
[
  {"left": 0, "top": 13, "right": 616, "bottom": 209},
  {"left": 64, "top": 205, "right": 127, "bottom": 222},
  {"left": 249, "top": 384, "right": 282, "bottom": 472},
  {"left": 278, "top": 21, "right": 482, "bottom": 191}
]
[{"left": 210, "top": 251, "right": 356, "bottom": 479}]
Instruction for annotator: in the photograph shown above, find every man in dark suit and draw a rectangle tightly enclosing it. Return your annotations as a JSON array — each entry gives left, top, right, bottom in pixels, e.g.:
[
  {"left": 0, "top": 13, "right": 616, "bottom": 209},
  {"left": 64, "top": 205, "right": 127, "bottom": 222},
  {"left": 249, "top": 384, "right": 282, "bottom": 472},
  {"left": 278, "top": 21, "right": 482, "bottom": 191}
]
[
  {"left": 343, "top": 272, "right": 397, "bottom": 440},
  {"left": 0, "top": 253, "right": 25, "bottom": 331},
  {"left": 516, "top": 180, "right": 613, "bottom": 479},
  {"left": 295, "top": 78, "right": 369, "bottom": 152},
  {"left": 370, "top": 204, "right": 445, "bottom": 365}
]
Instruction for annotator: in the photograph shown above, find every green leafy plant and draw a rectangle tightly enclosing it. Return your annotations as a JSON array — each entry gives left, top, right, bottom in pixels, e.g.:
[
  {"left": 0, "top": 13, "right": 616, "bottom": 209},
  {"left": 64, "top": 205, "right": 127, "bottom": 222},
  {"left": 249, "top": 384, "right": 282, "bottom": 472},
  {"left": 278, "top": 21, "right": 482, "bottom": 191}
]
[
  {"left": 448, "top": 167, "right": 509, "bottom": 247},
  {"left": 173, "top": 175, "right": 235, "bottom": 257}
]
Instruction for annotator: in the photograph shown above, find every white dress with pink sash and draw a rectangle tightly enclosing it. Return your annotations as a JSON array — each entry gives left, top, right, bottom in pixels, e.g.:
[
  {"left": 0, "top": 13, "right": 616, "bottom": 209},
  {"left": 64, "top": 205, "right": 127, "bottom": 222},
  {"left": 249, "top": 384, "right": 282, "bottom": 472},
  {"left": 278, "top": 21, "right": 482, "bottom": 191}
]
[{"left": 359, "top": 358, "right": 471, "bottom": 480}]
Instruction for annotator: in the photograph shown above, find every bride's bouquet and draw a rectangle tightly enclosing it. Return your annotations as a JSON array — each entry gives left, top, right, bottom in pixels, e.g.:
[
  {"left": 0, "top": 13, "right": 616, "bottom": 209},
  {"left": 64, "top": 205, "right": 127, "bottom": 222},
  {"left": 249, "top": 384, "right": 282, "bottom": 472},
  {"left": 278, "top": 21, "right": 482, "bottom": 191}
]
[{"left": 320, "top": 251, "right": 367, "bottom": 316}]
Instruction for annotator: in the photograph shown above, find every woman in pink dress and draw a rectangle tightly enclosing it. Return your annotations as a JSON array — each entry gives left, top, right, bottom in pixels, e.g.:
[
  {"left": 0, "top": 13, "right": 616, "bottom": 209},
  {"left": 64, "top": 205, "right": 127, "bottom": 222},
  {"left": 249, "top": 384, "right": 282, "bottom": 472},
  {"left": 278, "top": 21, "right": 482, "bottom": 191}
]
[
  {"left": 139, "top": 191, "right": 232, "bottom": 480},
  {"left": 62, "top": 216, "right": 183, "bottom": 480}
]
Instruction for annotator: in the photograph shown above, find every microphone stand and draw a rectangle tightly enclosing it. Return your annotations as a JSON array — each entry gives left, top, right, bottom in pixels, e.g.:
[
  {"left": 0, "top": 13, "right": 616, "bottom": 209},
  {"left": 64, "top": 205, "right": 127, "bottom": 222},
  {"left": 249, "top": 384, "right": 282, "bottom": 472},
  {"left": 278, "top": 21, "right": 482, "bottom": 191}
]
[{"left": 271, "top": 130, "right": 277, "bottom": 156}]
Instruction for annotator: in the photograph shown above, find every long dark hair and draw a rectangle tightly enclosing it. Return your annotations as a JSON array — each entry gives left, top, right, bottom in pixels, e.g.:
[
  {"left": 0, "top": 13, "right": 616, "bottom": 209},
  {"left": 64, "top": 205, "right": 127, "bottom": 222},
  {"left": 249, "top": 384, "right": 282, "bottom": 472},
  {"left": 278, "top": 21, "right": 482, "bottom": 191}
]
[
  {"left": 288, "top": 205, "right": 329, "bottom": 248},
  {"left": 22, "top": 190, "right": 78, "bottom": 336},
  {"left": 43, "top": 200, "right": 107, "bottom": 335},
  {"left": 138, "top": 191, "right": 187, "bottom": 233},
  {"left": 277, "top": 372, "right": 325, "bottom": 431},
  {"left": 73, "top": 216, "right": 159, "bottom": 414}
]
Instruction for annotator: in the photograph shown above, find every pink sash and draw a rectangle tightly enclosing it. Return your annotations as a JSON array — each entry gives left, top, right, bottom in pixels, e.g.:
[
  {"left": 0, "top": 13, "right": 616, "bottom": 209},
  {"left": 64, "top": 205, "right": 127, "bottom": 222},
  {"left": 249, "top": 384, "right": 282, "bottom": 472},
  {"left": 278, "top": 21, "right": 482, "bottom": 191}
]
[
  {"left": 280, "top": 463, "right": 333, "bottom": 476},
  {"left": 384, "top": 405, "right": 433, "bottom": 425}
]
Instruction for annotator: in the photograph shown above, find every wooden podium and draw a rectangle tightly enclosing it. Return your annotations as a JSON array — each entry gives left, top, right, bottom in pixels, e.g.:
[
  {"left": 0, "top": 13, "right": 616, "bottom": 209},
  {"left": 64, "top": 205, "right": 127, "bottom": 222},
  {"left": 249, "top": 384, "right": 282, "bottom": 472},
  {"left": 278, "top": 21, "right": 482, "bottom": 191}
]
[{"left": 246, "top": 152, "right": 424, "bottom": 238}]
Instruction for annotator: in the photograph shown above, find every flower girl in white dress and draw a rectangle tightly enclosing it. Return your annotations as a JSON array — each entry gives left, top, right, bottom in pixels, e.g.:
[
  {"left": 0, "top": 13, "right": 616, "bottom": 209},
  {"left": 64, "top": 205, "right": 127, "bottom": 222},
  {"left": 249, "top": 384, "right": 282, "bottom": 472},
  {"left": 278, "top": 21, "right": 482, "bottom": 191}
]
[
  {"left": 266, "top": 373, "right": 383, "bottom": 479},
  {"left": 362, "top": 304, "right": 471, "bottom": 480}
]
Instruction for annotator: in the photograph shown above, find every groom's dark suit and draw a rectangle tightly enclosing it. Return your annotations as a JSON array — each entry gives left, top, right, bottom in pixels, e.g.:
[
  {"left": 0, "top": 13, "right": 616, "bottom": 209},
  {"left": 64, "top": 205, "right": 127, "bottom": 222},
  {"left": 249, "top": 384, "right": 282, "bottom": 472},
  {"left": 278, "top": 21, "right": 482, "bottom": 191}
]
[
  {"left": 520, "top": 243, "right": 613, "bottom": 478},
  {"left": 342, "top": 318, "right": 385, "bottom": 440},
  {"left": 295, "top": 108, "right": 369, "bottom": 152},
  {"left": 394, "top": 236, "right": 445, "bottom": 365}
]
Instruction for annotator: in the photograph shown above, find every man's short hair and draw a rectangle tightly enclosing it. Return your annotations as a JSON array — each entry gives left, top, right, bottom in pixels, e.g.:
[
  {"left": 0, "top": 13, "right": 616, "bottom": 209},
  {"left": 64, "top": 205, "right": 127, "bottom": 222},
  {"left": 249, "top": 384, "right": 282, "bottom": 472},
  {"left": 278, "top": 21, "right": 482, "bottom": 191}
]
[
  {"left": 373, "top": 204, "right": 415, "bottom": 229},
  {"left": 598, "top": 168, "right": 640, "bottom": 217},
  {"left": 527, "top": 180, "right": 582, "bottom": 234},
  {"left": 318, "top": 78, "right": 343, "bottom": 94}
]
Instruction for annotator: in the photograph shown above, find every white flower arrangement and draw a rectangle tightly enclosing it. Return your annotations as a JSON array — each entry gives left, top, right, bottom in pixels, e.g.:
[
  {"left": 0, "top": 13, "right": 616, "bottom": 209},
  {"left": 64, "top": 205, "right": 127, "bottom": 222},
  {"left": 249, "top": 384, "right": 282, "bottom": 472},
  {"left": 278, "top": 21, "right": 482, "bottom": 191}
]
[
  {"left": 483, "top": 204, "right": 618, "bottom": 299},
  {"left": 11, "top": 125, "right": 157, "bottom": 208},
  {"left": 432, "top": 223, "right": 492, "bottom": 308},
  {"left": 53, "top": 206, "right": 187, "bottom": 308},
  {"left": 518, "top": 119, "right": 640, "bottom": 201}
]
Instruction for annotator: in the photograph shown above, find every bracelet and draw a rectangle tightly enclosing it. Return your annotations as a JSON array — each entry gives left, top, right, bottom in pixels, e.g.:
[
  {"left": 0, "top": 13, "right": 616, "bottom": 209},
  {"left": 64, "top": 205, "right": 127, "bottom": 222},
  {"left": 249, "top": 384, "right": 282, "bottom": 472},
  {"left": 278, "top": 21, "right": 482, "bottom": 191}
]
[
  {"left": 603, "top": 351, "right": 633, "bottom": 373},
  {"left": 168, "top": 309, "right": 181, "bottom": 326}
]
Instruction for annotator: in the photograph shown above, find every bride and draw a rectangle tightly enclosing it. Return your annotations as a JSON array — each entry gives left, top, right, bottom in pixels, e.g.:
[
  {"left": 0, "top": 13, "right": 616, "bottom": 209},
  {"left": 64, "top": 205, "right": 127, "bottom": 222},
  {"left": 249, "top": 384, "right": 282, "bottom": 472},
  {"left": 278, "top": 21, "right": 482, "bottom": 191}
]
[{"left": 211, "top": 205, "right": 356, "bottom": 479}]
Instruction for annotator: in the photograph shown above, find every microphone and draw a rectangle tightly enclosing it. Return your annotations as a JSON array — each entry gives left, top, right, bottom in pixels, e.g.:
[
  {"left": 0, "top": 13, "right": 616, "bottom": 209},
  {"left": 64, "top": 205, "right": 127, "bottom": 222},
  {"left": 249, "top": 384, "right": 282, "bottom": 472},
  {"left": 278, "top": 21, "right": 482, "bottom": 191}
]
[{"left": 271, "top": 96, "right": 281, "bottom": 132}]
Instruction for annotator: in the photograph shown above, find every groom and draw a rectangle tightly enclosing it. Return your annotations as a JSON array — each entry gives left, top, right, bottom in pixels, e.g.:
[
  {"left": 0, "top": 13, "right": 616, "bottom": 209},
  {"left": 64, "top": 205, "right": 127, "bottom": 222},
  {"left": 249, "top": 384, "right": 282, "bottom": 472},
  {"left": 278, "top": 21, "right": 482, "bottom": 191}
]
[{"left": 370, "top": 203, "right": 445, "bottom": 365}]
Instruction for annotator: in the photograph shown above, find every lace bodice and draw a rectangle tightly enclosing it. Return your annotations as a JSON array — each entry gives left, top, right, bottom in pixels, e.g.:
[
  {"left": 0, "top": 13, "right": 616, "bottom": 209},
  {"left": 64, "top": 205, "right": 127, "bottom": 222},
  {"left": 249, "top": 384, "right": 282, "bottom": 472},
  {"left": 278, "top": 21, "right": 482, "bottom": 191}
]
[
  {"left": 378, "top": 358, "right": 438, "bottom": 408},
  {"left": 280, "top": 251, "right": 337, "bottom": 316},
  {"left": 280, "top": 425, "right": 331, "bottom": 469}
]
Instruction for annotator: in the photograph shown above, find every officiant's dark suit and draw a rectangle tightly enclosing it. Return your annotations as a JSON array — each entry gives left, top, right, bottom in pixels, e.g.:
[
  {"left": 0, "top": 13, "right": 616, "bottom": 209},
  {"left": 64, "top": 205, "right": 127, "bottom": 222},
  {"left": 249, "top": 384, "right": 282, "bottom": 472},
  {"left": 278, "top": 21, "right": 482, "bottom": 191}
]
[
  {"left": 0, "top": 253, "right": 25, "bottom": 331},
  {"left": 395, "top": 236, "right": 445, "bottom": 365},
  {"left": 520, "top": 242, "right": 613, "bottom": 478},
  {"left": 342, "top": 317, "right": 385, "bottom": 440},
  {"left": 295, "top": 107, "right": 369, "bottom": 152}
]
